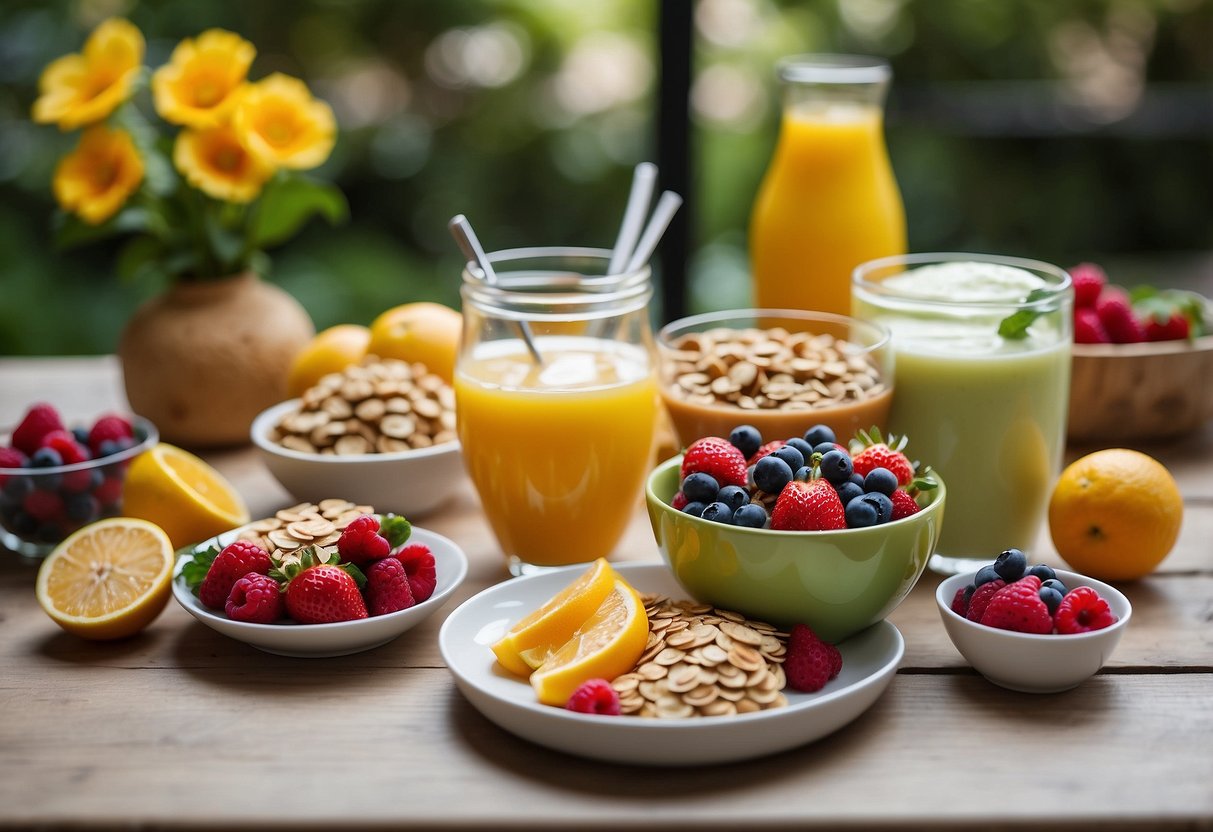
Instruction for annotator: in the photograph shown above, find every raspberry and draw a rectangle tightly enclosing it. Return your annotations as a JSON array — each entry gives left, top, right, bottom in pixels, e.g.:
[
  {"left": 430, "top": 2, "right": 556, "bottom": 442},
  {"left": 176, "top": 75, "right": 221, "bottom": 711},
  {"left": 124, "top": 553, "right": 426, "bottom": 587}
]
[
  {"left": 1095, "top": 289, "right": 1145, "bottom": 344},
  {"left": 671, "top": 491, "right": 689, "bottom": 511},
  {"left": 23, "top": 490, "right": 65, "bottom": 524},
  {"left": 1074, "top": 308, "right": 1111, "bottom": 344},
  {"left": 980, "top": 576, "right": 1053, "bottom": 634},
  {"left": 1144, "top": 312, "right": 1190, "bottom": 342},
  {"left": 93, "top": 476, "right": 124, "bottom": 507},
  {"left": 565, "top": 679, "right": 621, "bottom": 715},
  {"left": 1054, "top": 586, "right": 1118, "bottom": 634},
  {"left": 965, "top": 579, "right": 1006, "bottom": 622},
  {"left": 337, "top": 514, "right": 391, "bottom": 564},
  {"left": 1069, "top": 263, "right": 1107, "bottom": 308},
  {"left": 785, "top": 623, "right": 842, "bottom": 691},
  {"left": 87, "top": 415, "right": 134, "bottom": 454},
  {"left": 225, "top": 573, "right": 283, "bottom": 623},
  {"left": 396, "top": 543, "right": 437, "bottom": 602},
  {"left": 0, "top": 447, "right": 28, "bottom": 470},
  {"left": 199, "top": 540, "right": 272, "bottom": 610},
  {"left": 950, "top": 587, "right": 968, "bottom": 617},
  {"left": 889, "top": 489, "right": 920, "bottom": 520},
  {"left": 12, "top": 403, "right": 65, "bottom": 456},
  {"left": 364, "top": 556, "right": 416, "bottom": 616},
  {"left": 40, "top": 430, "right": 92, "bottom": 464}
]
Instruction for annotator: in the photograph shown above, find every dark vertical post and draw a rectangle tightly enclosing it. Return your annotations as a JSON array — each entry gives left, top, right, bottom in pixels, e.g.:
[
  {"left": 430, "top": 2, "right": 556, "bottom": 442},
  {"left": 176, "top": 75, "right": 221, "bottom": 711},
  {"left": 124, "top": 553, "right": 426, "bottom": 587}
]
[{"left": 658, "top": 0, "right": 692, "bottom": 323}]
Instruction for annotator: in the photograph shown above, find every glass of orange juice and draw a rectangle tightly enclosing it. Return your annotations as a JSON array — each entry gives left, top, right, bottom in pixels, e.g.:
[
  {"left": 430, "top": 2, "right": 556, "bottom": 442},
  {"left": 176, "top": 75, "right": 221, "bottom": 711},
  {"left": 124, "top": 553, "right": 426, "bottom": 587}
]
[{"left": 455, "top": 248, "right": 657, "bottom": 576}]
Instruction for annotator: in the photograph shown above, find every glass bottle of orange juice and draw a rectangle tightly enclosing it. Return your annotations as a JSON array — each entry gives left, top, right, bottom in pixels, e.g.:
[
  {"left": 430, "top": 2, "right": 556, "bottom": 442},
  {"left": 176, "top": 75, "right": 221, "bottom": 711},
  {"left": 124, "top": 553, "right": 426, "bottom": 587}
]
[{"left": 750, "top": 55, "right": 906, "bottom": 316}]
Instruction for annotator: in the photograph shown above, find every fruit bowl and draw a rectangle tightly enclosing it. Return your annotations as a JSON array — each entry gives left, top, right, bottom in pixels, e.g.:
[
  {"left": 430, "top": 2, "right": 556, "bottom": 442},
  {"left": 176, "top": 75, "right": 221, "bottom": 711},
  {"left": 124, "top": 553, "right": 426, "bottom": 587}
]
[
  {"left": 0, "top": 416, "right": 158, "bottom": 558},
  {"left": 172, "top": 525, "right": 469, "bottom": 657},
  {"left": 251, "top": 400, "right": 466, "bottom": 517},
  {"left": 935, "top": 568, "right": 1131, "bottom": 693},
  {"left": 656, "top": 309, "right": 893, "bottom": 450},
  {"left": 644, "top": 456, "right": 945, "bottom": 643}
]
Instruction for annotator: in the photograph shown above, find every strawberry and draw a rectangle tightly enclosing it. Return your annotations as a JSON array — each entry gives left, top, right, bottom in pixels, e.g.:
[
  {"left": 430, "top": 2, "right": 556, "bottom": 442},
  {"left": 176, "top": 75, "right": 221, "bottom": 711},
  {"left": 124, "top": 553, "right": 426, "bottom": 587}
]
[
  {"left": 979, "top": 576, "right": 1052, "bottom": 634},
  {"left": 1095, "top": 288, "right": 1145, "bottom": 344},
  {"left": 771, "top": 479, "right": 845, "bottom": 531},
  {"left": 12, "top": 403, "right": 64, "bottom": 456},
  {"left": 965, "top": 579, "right": 1006, "bottom": 623},
  {"left": 396, "top": 543, "right": 437, "bottom": 603},
  {"left": 1054, "top": 586, "right": 1118, "bottom": 634},
  {"left": 1144, "top": 312, "right": 1190, "bottom": 342},
  {"left": 747, "top": 440, "right": 785, "bottom": 467},
  {"left": 889, "top": 489, "right": 920, "bottom": 520},
  {"left": 681, "top": 436, "right": 747, "bottom": 488},
  {"left": 1069, "top": 263, "right": 1107, "bottom": 309},
  {"left": 784, "top": 624, "right": 842, "bottom": 692},
  {"left": 199, "top": 540, "right": 272, "bottom": 610},
  {"left": 364, "top": 557, "right": 415, "bottom": 616},
  {"left": 284, "top": 561, "right": 368, "bottom": 624},
  {"left": 849, "top": 428, "right": 913, "bottom": 486},
  {"left": 1074, "top": 308, "right": 1111, "bottom": 344}
]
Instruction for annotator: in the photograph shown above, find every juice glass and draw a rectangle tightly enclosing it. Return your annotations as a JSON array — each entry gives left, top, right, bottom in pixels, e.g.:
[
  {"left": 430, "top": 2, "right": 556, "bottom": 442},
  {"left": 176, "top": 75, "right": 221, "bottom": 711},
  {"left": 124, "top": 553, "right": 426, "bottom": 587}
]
[
  {"left": 456, "top": 248, "right": 657, "bottom": 576},
  {"left": 750, "top": 55, "right": 906, "bottom": 317},
  {"left": 852, "top": 253, "right": 1073, "bottom": 575}
]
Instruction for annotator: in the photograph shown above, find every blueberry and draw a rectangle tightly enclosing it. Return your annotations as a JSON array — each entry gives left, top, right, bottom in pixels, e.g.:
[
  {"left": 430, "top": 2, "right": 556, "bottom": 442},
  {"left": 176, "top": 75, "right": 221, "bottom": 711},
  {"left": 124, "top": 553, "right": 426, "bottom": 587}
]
[
  {"left": 732, "top": 503, "right": 768, "bottom": 528},
  {"left": 974, "top": 565, "right": 1002, "bottom": 587},
  {"left": 681, "top": 472, "right": 719, "bottom": 503},
  {"left": 700, "top": 501, "right": 734, "bottom": 524},
  {"left": 1039, "top": 586, "right": 1064, "bottom": 614},
  {"left": 858, "top": 491, "right": 893, "bottom": 524},
  {"left": 771, "top": 445, "right": 805, "bottom": 472},
  {"left": 849, "top": 472, "right": 865, "bottom": 487},
  {"left": 30, "top": 448, "right": 63, "bottom": 468},
  {"left": 728, "top": 425, "right": 762, "bottom": 459},
  {"left": 834, "top": 481, "right": 864, "bottom": 506},
  {"left": 98, "top": 439, "right": 121, "bottom": 457},
  {"left": 753, "top": 456, "right": 793, "bottom": 495},
  {"left": 845, "top": 497, "right": 880, "bottom": 528},
  {"left": 993, "top": 548, "right": 1027, "bottom": 582},
  {"left": 804, "top": 424, "right": 835, "bottom": 447},
  {"left": 963, "top": 583, "right": 977, "bottom": 605},
  {"left": 812, "top": 441, "right": 837, "bottom": 456},
  {"left": 716, "top": 485, "right": 749, "bottom": 512},
  {"left": 682, "top": 501, "right": 706, "bottom": 517},
  {"left": 72, "top": 427, "right": 91, "bottom": 446},
  {"left": 65, "top": 492, "right": 100, "bottom": 523},
  {"left": 12, "top": 509, "right": 38, "bottom": 535},
  {"left": 1041, "top": 577, "right": 1068, "bottom": 596},
  {"left": 132, "top": 422, "right": 148, "bottom": 442},
  {"left": 3, "top": 476, "right": 34, "bottom": 503},
  {"left": 1027, "top": 563, "right": 1056, "bottom": 582},
  {"left": 793, "top": 465, "right": 811, "bottom": 482},
  {"left": 819, "top": 449, "right": 854, "bottom": 485},
  {"left": 863, "top": 467, "right": 898, "bottom": 496},
  {"left": 785, "top": 438, "right": 814, "bottom": 460}
]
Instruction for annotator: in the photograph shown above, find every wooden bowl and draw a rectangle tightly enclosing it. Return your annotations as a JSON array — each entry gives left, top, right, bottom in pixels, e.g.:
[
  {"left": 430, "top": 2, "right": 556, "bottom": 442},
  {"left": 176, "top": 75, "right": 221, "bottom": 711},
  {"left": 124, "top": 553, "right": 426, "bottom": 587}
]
[{"left": 1067, "top": 334, "right": 1213, "bottom": 443}]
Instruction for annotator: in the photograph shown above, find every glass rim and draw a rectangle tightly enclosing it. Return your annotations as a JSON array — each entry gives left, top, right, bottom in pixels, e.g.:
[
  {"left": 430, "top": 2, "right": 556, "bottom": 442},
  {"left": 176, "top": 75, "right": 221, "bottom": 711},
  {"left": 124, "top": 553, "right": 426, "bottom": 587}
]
[
  {"left": 777, "top": 54, "right": 892, "bottom": 85},
  {"left": 852, "top": 252, "right": 1073, "bottom": 309},
  {"left": 657, "top": 307, "right": 891, "bottom": 353}
]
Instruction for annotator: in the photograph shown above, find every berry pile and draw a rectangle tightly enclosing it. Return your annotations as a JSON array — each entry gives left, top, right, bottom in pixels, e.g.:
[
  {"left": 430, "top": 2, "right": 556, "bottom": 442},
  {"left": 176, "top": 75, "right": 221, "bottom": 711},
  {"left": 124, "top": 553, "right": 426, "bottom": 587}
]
[
  {"left": 1070, "top": 263, "right": 1207, "bottom": 344},
  {"left": 182, "top": 513, "right": 438, "bottom": 624},
  {"left": 671, "top": 424, "right": 936, "bottom": 531},
  {"left": 949, "top": 549, "right": 1119, "bottom": 635},
  {"left": 0, "top": 402, "right": 148, "bottom": 545}
]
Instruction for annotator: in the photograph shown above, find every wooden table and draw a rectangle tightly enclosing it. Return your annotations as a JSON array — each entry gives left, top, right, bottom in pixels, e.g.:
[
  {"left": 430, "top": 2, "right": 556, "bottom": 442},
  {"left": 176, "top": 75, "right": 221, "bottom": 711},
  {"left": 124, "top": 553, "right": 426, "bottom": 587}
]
[{"left": 2, "top": 357, "right": 1211, "bottom": 831}]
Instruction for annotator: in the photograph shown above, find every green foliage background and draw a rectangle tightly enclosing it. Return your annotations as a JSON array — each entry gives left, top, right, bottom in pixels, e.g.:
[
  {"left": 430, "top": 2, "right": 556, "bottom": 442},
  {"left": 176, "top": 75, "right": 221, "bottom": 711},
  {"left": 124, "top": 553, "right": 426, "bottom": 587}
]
[{"left": 1, "top": 0, "right": 1209, "bottom": 356}]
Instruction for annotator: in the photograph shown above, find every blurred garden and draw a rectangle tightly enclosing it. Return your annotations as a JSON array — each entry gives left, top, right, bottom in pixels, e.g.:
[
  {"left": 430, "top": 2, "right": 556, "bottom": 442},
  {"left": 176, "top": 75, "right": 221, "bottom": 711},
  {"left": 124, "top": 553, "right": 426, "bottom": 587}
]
[{"left": 1, "top": 0, "right": 1210, "bottom": 356}]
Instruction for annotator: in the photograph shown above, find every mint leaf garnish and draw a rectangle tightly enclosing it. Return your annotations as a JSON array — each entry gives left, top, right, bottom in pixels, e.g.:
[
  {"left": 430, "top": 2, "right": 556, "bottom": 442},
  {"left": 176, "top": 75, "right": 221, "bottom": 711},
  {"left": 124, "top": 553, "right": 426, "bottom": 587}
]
[
  {"left": 380, "top": 514, "right": 412, "bottom": 549},
  {"left": 998, "top": 288, "right": 1054, "bottom": 339},
  {"left": 181, "top": 545, "right": 220, "bottom": 597}
]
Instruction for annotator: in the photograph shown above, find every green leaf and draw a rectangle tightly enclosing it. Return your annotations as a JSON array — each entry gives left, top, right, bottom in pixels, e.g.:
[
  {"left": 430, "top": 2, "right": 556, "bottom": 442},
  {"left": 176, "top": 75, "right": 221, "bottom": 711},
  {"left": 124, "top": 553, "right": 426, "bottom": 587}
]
[
  {"left": 380, "top": 514, "right": 412, "bottom": 549},
  {"left": 116, "top": 236, "right": 167, "bottom": 284},
  {"left": 53, "top": 205, "right": 164, "bottom": 249},
  {"left": 181, "top": 545, "right": 220, "bottom": 597},
  {"left": 997, "top": 288, "right": 1055, "bottom": 340},
  {"left": 248, "top": 174, "right": 348, "bottom": 251},
  {"left": 341, "top": 562, "right": 367, "bottom": 589}
]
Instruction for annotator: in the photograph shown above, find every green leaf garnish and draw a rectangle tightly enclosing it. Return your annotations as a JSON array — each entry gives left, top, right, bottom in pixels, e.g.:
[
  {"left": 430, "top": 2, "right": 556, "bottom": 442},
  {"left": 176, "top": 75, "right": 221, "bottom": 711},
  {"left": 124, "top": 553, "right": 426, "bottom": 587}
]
[
  {"left": 997, "top": 289, "right": 1054, "bottom": 339},
  {"left": 380, "top": 514, "right": 412, "bottom": 549},
  {"left": 341, "top": 562, "right": 367, "bottom": 589},
  {"left": 181, "top": 545, "right": 220, "bottom": 597}
]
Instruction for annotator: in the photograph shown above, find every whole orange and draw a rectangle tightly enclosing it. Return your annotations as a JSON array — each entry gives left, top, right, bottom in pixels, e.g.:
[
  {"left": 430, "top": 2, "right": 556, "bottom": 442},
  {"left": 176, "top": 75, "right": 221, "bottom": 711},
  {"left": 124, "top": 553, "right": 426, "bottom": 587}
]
[
  {"left": 367, "top": 302, "right": 462, "bottom": 382},
  {"left": 286, "top": 324, "right": 371, "bottom": 398},
  {"left": 1048, "top": 448, "right": 1182, "bottom": 581}
]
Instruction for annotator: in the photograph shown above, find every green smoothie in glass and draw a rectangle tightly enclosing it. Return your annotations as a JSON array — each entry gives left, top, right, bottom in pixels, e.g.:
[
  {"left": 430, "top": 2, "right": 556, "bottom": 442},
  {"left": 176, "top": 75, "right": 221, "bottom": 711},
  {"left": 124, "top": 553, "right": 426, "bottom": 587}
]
[{"left": 852, "top": 254, "right": 1072, "bottom": 575}]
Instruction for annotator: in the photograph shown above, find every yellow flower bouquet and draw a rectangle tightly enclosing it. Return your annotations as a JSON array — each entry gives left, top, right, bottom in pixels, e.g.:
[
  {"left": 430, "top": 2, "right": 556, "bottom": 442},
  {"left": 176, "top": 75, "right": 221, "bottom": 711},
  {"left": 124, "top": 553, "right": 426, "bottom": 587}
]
[{"left": 33, "top": 18, "right": 346, "bottom": 282}]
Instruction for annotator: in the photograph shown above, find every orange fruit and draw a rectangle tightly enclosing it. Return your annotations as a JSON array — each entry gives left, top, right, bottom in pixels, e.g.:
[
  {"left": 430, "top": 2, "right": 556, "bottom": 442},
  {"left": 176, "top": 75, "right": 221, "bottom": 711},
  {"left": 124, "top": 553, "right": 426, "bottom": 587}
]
[
  {"left": 286, "top": 324, "right": 371, "bottom": 397},
  {"left": 367, "top": 302, "right": 462, "bottom": 383},
  {"left": 36, "top": 518, "right": 175, "bottom": 640},
  {"left": 121, "top": 444, "right": 250, "bottom": 549},
  {"left": 491, "top": 558, "right": 617, "bottom": 676},
  {"left": 1048, "top": 448, "right": 1183, "bottom": 581},
  {"left": 530, "top": 579, "right": 649, "bottom": 706}
]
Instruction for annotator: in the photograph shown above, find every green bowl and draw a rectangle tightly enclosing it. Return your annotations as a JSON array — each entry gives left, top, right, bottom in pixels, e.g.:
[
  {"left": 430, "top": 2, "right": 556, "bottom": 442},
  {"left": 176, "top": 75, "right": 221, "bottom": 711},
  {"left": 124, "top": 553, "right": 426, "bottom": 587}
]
[{"left": 644, "top": 456, "right": 946, "bottom": 643}]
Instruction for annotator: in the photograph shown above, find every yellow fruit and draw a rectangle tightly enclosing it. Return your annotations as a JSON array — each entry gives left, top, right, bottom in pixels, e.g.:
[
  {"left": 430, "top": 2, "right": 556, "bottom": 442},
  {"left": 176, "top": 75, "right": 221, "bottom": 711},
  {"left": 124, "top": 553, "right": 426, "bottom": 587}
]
[
  {"left": 36, "top": 518, "right": 175, "bottom": 640},
  {"left": 491, "top": 558, "right": 617, "bottom": 676},
  {"left": 122, "top": 443, "right": 250, "bottom": 549},
  {"left": 367, "top": 301, "right": 462, "bottom": 383},
  {"left": 1048, "top": 448, "right": 1183, "bottom": 581},
  {"left": 530, "top": 579, "right": 649, "bottom": 707},
  {"left": 286, "top": 324, "right": 371, "bottom": 397}
]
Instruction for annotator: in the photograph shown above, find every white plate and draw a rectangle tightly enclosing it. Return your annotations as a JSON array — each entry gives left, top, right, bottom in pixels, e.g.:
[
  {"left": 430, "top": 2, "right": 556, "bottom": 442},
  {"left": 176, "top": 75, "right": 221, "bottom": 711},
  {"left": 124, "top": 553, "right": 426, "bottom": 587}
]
[
  {"left": 439, "top": 562, "right": 904, "bottom": 765},
  {"left": 173, "top": 526, "right": 468, "bottom": 657}
]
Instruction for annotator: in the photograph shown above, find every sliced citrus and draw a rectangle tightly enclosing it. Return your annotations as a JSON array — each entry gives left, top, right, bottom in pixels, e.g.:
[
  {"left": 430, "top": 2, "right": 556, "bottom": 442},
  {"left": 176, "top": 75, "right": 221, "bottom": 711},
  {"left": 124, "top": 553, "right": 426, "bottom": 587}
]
[
  {"left": 121, "top": 443, "right": 250, "bottom": 549},
  {"left": 36, "top": 517, "right": 175, "bottom": 640},
  {"left": 530, "top": 578, "right": 649, "bottom": 707},
  {"left": 286, "top": 324, "right": 371, "bottom": 397},
  {"left": 491, "top": 558, "right": 617, "bottom": 676}
]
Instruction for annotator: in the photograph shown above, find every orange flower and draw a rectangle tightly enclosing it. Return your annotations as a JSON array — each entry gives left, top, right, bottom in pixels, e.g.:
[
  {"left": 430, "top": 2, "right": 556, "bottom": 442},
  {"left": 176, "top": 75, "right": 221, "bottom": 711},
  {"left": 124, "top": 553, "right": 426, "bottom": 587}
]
[
  {"left": 234, "top": 73, "right": 336, "bottom": 170},
  {"left": 174, "top": 123, "right": 273, "bottom": 203},
  {"left": 53, "top": 124, "right": 144, "bottom": 224},
  {"left": 152, "top": 29, "right": 255, "bottom": 128},
  {"left": 33, "top": 18, "right": 144, "bottom": 130}
]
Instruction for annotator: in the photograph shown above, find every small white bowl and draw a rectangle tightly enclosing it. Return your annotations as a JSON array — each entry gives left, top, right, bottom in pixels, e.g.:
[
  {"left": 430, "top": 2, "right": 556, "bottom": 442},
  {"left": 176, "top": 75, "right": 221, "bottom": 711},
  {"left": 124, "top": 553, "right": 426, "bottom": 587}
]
[
  {"left": 172, "top": 526, "right": 469, "bottom": 657},
  {"left": 935, "top": 569, "right": 1132, "bottom": 693},
  {"left": 251, "top": 399, "right": 465, "bottom": 517}
]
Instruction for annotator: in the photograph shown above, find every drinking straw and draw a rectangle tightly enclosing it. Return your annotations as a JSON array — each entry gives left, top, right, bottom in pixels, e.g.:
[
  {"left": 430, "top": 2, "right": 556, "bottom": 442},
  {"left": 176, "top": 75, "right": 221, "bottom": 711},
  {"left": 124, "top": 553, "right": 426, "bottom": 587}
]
[
  {"left": 624, "top": 190, "right": 683, "bottom": 274},
  {"left": 607, "top": 162, "right": 658, "bottom": 275},
  {"left": 448, "top": 214, "right": 544, "bottom": 367}
]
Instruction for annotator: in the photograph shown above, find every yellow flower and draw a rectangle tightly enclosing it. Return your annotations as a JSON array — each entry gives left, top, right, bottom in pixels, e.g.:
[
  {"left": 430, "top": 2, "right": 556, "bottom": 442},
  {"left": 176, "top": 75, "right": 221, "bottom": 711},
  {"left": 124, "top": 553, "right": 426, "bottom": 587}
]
[
  {"left": 234, "top": 73, "right": 336, "bottom": 170},
  {"left": 33, "top": 18, "right": 145, "bottom": 130},
  {"left": 174, "top": 123, "right": 273, "bottom": 203},
  {"left": 53, "top": 124, "right": 144, "bottom": 225},
  {"left": 152, "top": 29, "right": 255, "bottom": 128}
]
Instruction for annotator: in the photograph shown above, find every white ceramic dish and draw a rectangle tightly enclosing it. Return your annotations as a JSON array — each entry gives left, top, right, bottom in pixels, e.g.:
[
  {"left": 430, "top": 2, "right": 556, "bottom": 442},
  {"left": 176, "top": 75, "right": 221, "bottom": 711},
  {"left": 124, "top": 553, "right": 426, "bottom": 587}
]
[
  {"left": 173, "top": 525, "right": 468, "bottom": 657},
  {"left": 251, "top": 399, "right": 465, "bottom": 517},
  {"left": 935, "top": 568, "right": 1131, "bottom": 693},
  {"left": 439, "top": 562, "right": 904, "bottom": 765}
]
